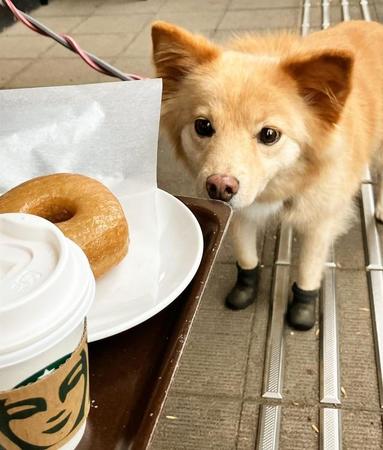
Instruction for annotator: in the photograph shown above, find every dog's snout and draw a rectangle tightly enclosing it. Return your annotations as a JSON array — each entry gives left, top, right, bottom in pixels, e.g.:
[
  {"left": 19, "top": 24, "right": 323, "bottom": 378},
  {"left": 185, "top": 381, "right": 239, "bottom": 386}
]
[{"left": 206, "top": 174, "right": 239, "bottom": 202}]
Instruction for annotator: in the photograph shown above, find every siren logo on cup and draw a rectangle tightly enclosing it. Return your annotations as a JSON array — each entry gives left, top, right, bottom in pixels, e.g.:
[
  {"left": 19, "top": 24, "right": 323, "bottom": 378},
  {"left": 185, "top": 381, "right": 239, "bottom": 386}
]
[{"left": 0, "top": 337, "right": 89, "bottom": 450}]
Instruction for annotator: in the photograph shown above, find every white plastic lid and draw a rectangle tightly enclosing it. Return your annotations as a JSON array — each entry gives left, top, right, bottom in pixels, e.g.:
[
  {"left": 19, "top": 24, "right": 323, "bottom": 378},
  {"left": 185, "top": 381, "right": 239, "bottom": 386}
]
[{"left": 0, "top": 213, "right": 95, "bottom": 367}]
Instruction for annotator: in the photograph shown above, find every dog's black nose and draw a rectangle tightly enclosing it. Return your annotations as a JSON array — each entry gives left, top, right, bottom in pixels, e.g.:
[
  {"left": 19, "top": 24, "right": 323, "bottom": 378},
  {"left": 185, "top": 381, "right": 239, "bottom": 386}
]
[{"left": 206, "top": 174, "right": 239, "bottom": 202}]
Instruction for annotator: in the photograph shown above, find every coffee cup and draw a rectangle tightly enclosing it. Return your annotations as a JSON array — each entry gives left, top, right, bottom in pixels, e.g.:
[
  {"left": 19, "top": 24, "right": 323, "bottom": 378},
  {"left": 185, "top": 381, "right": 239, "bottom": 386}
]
[{"left": 0, "top": 213, "right": 95, "bottom": 449}]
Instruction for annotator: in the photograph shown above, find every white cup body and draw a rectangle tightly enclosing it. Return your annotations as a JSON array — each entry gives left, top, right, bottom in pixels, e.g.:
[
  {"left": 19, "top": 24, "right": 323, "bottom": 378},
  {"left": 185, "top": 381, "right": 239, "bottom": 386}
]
[{"left": 0, "top": 321, "right": 84, "bottom": 391}]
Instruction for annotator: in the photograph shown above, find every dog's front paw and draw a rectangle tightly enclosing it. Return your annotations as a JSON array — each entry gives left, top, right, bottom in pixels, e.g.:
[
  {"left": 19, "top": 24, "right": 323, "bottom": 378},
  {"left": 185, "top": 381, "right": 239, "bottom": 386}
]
[
  {"left": 225, "top": 263, "right": 260, "bottom": 310},
  {"left": 286, "top": 283, "right": 318, "bottom": 331},
  {"left": 376, "top": 204, "right": 383, "bottom": 223}
]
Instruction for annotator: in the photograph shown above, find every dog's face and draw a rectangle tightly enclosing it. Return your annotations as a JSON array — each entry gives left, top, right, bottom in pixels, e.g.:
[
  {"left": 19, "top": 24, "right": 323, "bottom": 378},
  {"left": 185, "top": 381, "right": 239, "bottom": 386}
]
[
  {"left": 160, "top": 51, "right": 309, "bottom": 209},
  {"left": 152, "top": 22, "right": 353, "bottom": 209}
]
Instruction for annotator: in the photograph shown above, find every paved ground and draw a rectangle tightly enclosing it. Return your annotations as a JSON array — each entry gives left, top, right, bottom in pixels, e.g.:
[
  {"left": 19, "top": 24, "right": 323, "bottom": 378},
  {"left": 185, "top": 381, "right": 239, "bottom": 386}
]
[{"left": 1, "top": 0, "right": 383, "bottom": 448}]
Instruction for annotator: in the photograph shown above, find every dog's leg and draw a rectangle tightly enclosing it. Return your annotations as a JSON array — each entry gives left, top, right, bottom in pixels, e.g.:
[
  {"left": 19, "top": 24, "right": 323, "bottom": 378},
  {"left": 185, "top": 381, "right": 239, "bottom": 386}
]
[
  {"left": 226, "top": 211, "right": 260, "bottom": 310},
  {"left": 232, "top": 211, "right": 259, "bottom": 269},
  {"left": 287, "top": 220, "right": 334, "bottom": 331}
]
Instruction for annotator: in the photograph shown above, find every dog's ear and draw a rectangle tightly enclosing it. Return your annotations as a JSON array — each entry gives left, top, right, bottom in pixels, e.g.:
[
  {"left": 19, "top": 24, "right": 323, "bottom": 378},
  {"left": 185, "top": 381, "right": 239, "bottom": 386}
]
[
  {"left": 282, "top": 50, "right": 354, "bottom": 125},
  {"left": 151, "top": 21, "right": 220, "bottom": 96}
]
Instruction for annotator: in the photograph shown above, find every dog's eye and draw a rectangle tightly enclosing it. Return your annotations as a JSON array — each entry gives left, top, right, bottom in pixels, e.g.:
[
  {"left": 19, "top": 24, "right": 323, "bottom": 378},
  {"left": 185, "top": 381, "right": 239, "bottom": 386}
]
[
  {"left": 195, "top": 118, "right": 215, "bottom": 138},
  {"left": 258, "top": 127, "right": 281, "bottom": 145}
]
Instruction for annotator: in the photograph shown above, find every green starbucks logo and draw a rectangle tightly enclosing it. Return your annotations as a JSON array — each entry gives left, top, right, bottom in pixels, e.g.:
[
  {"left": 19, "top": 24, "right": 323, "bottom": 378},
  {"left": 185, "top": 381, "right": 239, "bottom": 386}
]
[{"left": 0, "top": 339, "right": 89, "bottom": 450}]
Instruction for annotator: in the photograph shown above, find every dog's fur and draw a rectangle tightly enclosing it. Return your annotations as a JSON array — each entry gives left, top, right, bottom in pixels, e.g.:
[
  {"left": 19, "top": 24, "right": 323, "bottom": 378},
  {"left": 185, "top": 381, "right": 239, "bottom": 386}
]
[{"left": 151, "top": 20, "right": 383, "bottom": 291}]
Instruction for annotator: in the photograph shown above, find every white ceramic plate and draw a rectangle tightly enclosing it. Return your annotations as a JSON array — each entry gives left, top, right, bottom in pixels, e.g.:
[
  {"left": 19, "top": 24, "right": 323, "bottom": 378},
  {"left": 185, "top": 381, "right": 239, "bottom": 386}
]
[{"left": 87, "top": 189, "right": 204, "bottom": 342}]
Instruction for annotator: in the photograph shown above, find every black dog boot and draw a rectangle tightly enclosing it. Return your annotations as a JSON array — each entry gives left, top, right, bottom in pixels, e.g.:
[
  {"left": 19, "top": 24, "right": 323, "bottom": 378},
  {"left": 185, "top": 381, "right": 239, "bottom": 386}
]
[
  {"left": 286, "top": 282, "right": 318, "bottom": 331},
  {"left": 226, "top": 263, "right": 260, "bottom": 310}
]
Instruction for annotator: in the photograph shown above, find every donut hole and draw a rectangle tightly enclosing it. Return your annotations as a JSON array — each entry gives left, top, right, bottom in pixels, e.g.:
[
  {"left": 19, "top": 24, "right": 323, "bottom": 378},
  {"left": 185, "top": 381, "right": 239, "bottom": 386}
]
[
  {"left": 31, "top": 198, "right": 76, "bottom": 224},
  {"left": 45, "top": 207, "right": 74, "bottom": 224}
]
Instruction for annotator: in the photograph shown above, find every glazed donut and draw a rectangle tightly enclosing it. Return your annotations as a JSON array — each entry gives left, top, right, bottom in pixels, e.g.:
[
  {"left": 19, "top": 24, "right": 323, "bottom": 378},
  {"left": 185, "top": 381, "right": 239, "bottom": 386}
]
[{"left": 0, "top": 173, "right": 129, "bottom": 278}]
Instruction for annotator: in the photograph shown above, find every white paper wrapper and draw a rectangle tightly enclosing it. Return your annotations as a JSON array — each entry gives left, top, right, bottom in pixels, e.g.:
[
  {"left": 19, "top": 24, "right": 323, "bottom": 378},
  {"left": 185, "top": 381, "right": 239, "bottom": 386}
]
[
  {"left": 0, "top": 80, "right": 161, "bottom": 194},
  {"left": 0, "top": 80, "right": 163, "bottom": 334}
]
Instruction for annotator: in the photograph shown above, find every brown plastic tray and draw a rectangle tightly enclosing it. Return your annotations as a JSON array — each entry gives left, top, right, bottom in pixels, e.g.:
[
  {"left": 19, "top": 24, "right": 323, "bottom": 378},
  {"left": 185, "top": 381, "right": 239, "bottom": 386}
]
[{"left": 77, "top": 196, "right": 232, "bottom": 450}]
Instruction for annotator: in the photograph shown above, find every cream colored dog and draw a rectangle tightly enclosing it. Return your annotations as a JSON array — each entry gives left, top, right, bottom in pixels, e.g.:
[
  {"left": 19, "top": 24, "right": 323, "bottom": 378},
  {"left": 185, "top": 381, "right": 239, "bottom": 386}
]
[{"left": 151, "top": 20, "right": 383, "bottom": 330}]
